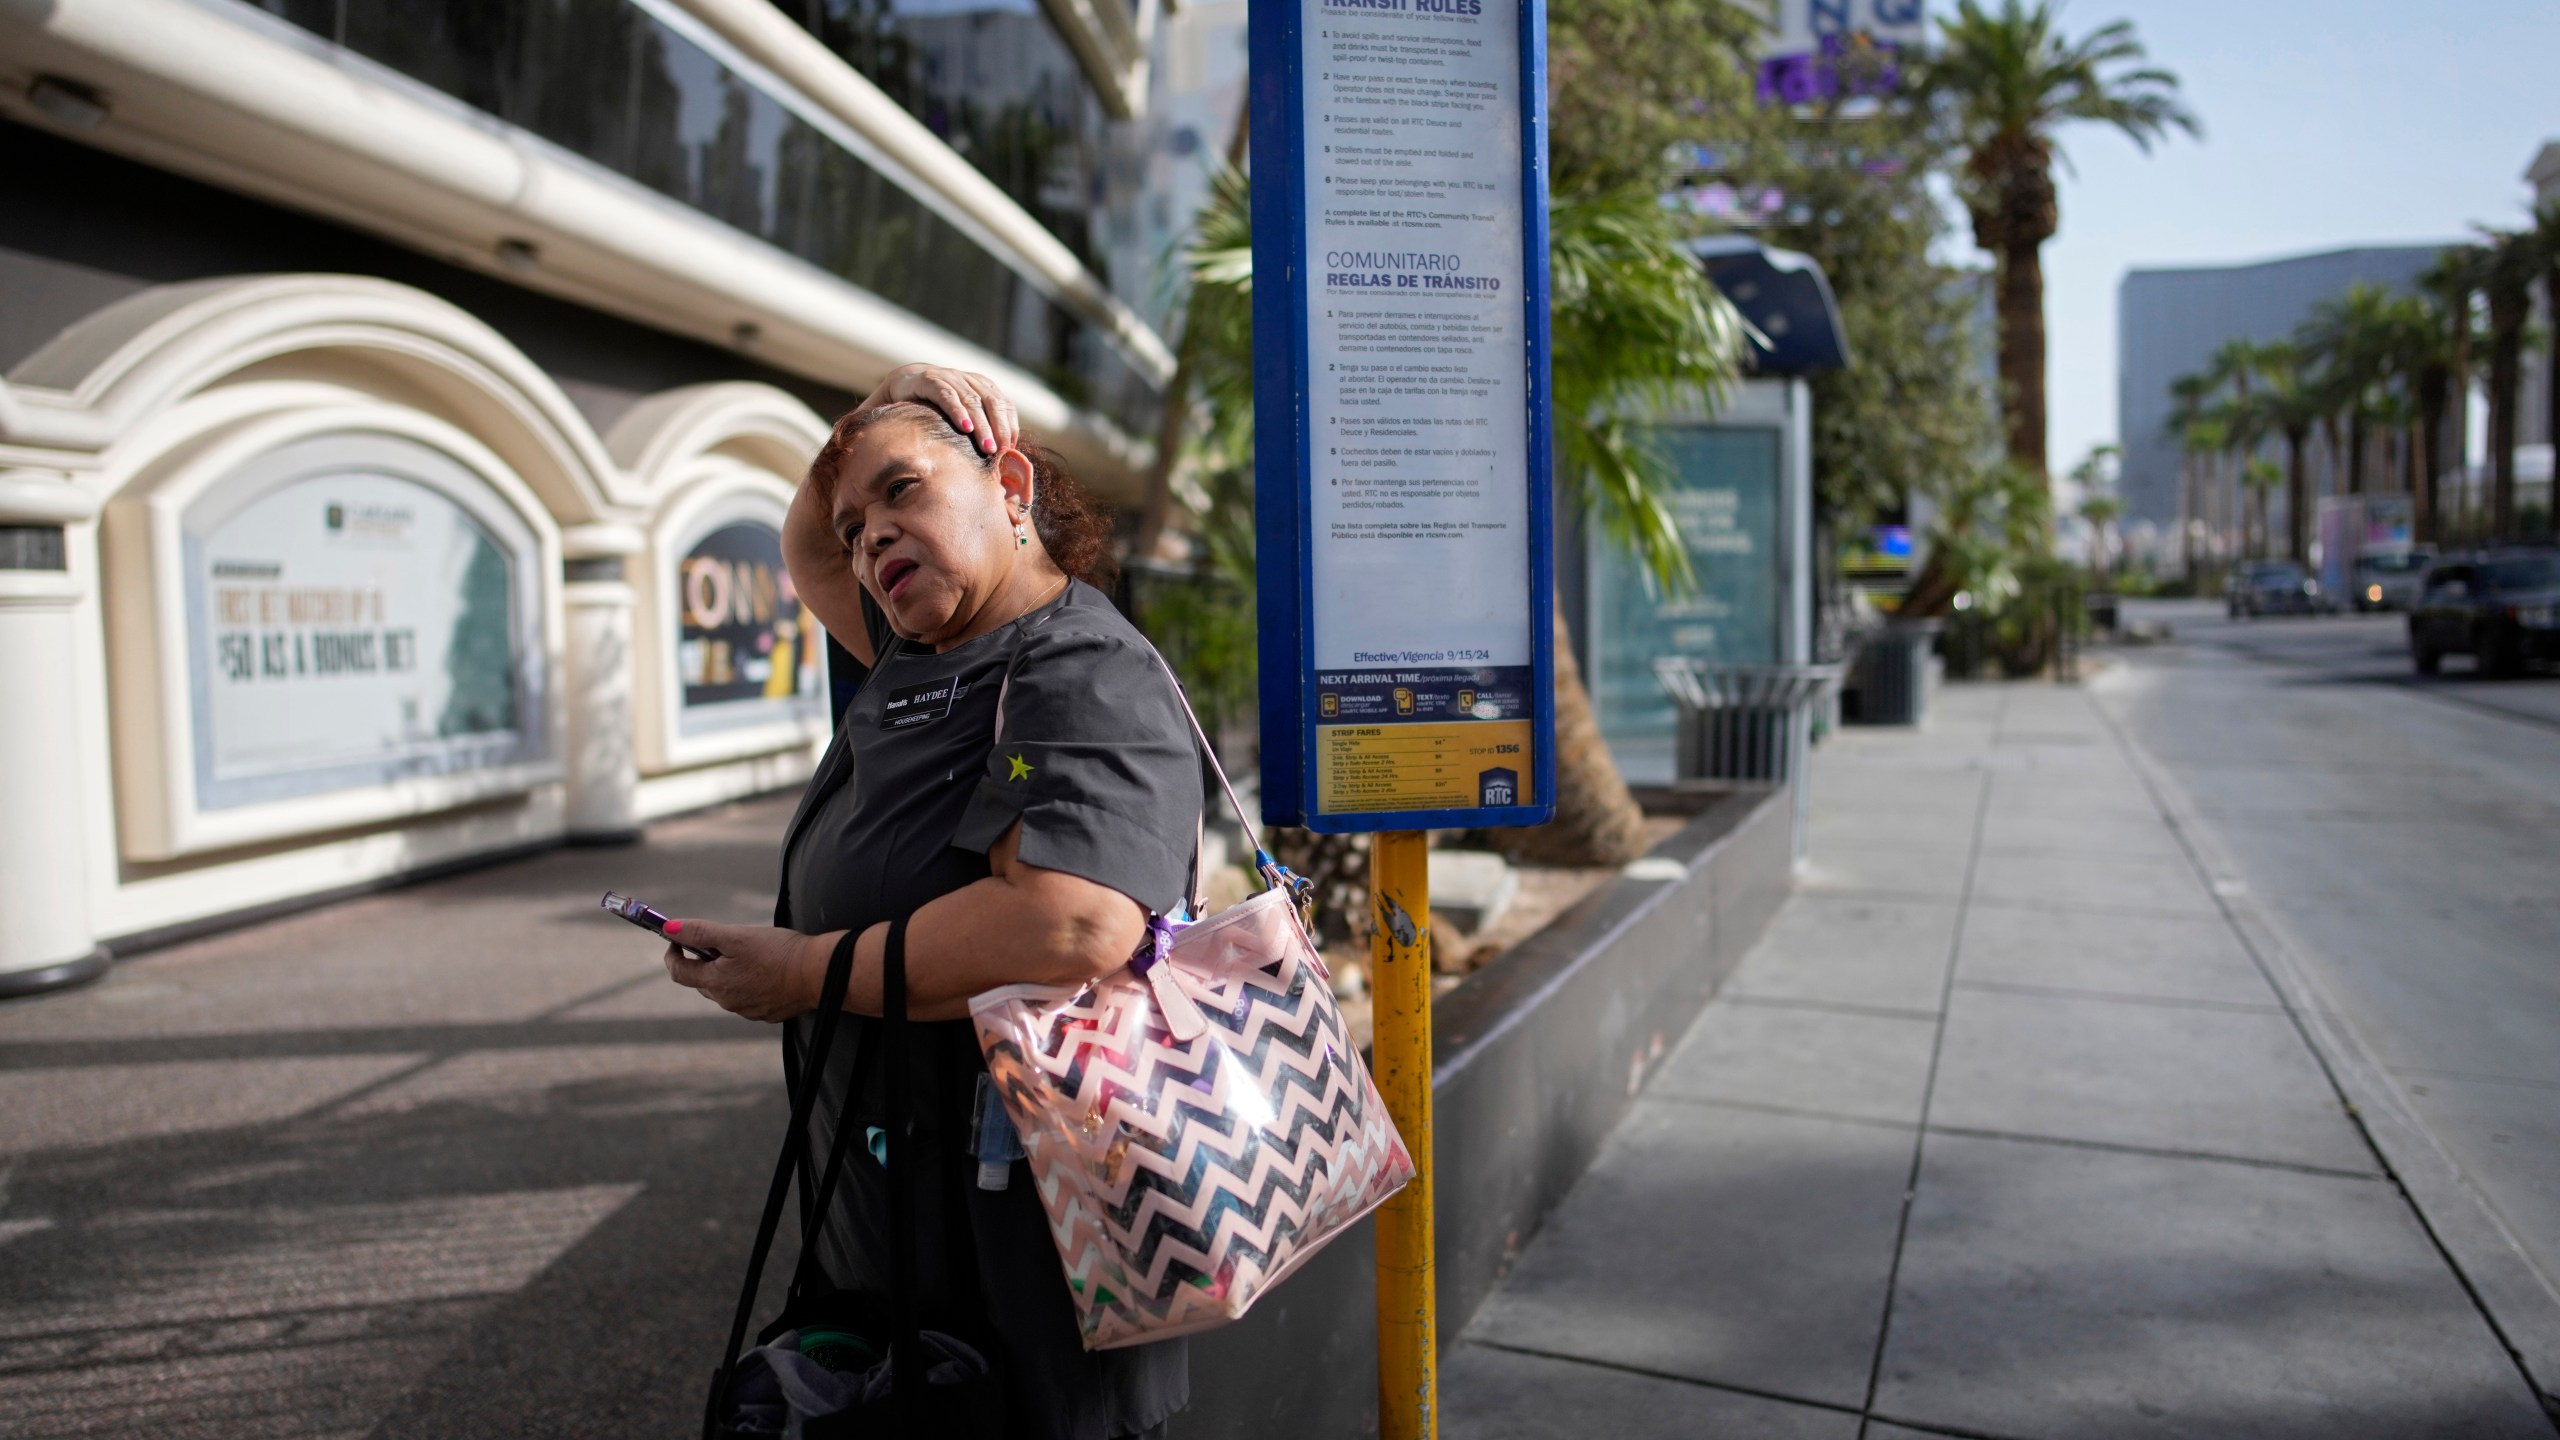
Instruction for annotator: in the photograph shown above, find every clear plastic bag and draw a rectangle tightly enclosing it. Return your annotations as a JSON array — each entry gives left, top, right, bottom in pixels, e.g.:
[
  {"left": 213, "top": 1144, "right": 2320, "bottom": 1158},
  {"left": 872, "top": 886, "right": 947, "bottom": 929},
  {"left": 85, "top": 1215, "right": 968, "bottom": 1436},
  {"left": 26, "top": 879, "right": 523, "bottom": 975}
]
[{"left": 969, "top": 884, "right": 1413, "bottom": 1349}]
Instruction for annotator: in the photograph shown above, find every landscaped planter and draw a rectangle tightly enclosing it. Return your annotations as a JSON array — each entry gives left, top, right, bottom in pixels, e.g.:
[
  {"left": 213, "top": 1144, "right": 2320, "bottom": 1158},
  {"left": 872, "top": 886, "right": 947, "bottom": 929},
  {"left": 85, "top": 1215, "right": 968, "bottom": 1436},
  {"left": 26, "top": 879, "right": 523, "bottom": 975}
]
[{"left": 1169, "top": 784, "right": 1794, "bottom": 1437}]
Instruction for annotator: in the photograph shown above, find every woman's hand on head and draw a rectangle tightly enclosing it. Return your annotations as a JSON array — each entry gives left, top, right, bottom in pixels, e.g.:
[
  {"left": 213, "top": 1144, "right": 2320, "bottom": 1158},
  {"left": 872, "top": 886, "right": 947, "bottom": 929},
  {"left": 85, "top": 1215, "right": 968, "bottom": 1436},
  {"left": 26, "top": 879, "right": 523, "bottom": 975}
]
[
  {"left": 660, "top": 919, "right": 837, "bottom": 1024},
  {"left": 854, "top": 364, "right": 1019, "bottom": 457}
]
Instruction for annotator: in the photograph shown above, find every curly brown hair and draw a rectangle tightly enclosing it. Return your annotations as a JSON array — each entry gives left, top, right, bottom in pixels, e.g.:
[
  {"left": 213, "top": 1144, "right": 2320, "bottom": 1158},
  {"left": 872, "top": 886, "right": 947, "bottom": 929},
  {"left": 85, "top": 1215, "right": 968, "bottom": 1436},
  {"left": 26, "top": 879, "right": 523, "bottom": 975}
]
[{"left": 808, "top": 402, "right": 1118, "bottom": 590}]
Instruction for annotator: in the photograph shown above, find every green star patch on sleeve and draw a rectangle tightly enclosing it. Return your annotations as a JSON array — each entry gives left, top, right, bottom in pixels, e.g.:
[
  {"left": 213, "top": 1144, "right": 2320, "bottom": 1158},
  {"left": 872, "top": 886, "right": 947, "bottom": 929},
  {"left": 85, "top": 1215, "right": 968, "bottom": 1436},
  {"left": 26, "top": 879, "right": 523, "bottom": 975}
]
[{"left": 1006, "top": 753, "right": 1034, "bottom": 781}]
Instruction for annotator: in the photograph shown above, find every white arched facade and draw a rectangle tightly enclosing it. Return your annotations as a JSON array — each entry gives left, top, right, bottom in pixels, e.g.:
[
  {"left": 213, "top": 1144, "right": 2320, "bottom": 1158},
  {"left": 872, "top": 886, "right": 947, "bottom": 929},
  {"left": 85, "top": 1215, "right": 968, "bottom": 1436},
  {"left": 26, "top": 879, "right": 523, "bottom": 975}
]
[{"left": 0, "top": 276, "right": 836, "bottom": 991}]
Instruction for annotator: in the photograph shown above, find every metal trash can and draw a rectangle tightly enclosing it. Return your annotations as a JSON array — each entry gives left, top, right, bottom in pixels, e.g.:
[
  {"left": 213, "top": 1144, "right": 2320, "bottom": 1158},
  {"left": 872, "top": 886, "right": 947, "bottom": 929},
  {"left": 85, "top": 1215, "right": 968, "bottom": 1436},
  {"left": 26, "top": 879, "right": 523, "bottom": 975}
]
[
  {"left": 1654, "top": 660, "right": 1843, "bottom": 863},
  {"left": 1844, "top": 620, "right": 1940, "bottom": 727},
  {"left": 1653, "top": 663, "right": 1835, "bottom": 782}
]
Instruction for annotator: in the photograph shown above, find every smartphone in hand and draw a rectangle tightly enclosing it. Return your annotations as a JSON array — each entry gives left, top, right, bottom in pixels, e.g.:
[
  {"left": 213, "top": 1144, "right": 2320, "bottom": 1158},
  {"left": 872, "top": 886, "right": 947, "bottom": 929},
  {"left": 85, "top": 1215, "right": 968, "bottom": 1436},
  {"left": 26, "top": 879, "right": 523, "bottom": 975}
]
[{"left": 601, "top": 891, "right": 719, "bottom": 960}]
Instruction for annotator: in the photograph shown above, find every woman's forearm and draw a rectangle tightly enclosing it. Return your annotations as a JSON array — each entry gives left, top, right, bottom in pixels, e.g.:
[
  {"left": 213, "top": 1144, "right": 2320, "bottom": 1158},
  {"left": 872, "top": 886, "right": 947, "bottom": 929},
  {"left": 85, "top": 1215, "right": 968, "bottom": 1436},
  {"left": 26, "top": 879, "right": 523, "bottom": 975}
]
[
  {"left": 838, "top": 867, "right": 1145, "bottom": 1021},
  {"left": 783, "top": 477, "right": 872, "bottom": 665}
]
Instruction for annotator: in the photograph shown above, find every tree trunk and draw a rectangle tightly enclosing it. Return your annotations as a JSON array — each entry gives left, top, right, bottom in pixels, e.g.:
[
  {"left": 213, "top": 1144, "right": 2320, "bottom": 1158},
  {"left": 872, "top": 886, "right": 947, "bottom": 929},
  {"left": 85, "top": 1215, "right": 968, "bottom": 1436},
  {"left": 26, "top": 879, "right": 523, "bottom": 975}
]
[
  {"left": 2319, "top": 415, "right": 2344, "bottom": 512},
  {"left": 2547, "top": 264, "right": 2560, "bottom": 536},
  {"left": 2222, "top": 452, "right": 2240, "bottom": 561},
  {"left": 1997, "top": 239, "right": 2048, "bottom": 474},
  {"left": 2417, "top": 372, "right": 2446, "bottom": 545},
  {"left": 1896, "top": 550, "right": 1962, "bottom": 620},
  {"left": 2489, "top": 320, "right": 2521, "bottom": 538},
  {"left": 1503, "top": 598, "right": 1646, "bottom": 868},
  {"left": 2286, "top": 428, "right": 2311, "bottom": 562},
  {"left": 2449, "top": 290, "right": 2473, "bottom": 534},
  {"left": 2346, "top": 409, "right": 2367, "bottom": 495},
  {"left": 2180, "top": 453, "right": 2198, "bottom": 581}
]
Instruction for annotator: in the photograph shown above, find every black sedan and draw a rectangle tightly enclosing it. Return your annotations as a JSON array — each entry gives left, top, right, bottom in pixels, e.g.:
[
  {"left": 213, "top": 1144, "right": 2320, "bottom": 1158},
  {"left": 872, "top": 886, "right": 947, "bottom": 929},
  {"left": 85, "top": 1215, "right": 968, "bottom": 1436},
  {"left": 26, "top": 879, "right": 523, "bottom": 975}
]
[
  {"left": 2408, "top": 549, "right": 2560, "bottom": 676},
  {"left": 2227, "top": 560, "right": 2324, "bottom": 618}
]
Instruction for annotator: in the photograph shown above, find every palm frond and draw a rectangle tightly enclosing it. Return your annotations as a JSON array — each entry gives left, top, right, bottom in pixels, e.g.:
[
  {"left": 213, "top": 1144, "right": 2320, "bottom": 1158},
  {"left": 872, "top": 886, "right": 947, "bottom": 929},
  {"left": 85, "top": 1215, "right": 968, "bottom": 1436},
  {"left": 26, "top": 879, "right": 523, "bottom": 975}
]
[{"left": 1546, "top": 186, "right": 1753, "bottom": 593}]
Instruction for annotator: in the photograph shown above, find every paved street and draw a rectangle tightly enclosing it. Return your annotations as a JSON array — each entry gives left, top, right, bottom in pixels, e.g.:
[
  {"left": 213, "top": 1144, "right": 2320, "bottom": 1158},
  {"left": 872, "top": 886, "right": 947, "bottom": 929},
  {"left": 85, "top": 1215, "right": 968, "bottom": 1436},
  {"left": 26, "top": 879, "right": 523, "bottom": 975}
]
[
  {"left": 1445, "top": 673, "right": 2560, "bottom": 1438},
  {"left": 2108, "top": 600, "right": 2560, "bottom": 1387}
]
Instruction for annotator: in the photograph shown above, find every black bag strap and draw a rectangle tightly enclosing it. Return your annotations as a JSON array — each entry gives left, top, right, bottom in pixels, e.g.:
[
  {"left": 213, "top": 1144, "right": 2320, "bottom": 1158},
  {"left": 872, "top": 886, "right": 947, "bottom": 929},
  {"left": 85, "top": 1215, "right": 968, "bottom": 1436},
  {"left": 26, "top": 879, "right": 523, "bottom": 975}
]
[
  {"left": 704, "top": 928, "right": 861, "bottom": 1440},
  {"left": 882, "top": 915, "right": 920, "bottom": 1425},
  {"left": 783, "top": 1037, "right": 870, "bottom": 1308}
]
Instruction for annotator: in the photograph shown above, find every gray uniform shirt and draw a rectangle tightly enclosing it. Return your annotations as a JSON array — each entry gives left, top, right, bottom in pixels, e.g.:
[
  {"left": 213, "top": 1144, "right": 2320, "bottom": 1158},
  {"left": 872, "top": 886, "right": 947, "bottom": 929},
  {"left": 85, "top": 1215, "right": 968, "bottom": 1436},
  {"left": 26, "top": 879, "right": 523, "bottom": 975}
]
[{"left": 774, "top": 580, "right": 1200, "bottom": 1440}]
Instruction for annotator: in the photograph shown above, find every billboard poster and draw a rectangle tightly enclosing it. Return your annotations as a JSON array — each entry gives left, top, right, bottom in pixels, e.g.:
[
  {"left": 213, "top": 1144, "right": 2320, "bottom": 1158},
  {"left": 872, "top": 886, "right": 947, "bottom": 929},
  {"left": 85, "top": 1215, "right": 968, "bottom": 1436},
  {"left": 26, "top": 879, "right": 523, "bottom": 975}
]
[
  {"left": 1250, "top": 0, "right": 1558, "bottom": 831},
  {"left": 1756, "top": 0, "right": 1926, "bottom": 104},
  {"left": 187, "top": 451, "right": 544, "bottom": 811},
  {"left": 1589, "top": 427, "right": 1784, "bottom": 769},
  {"left": 675, "top": 521, "right": 820, "bottom": 726}
]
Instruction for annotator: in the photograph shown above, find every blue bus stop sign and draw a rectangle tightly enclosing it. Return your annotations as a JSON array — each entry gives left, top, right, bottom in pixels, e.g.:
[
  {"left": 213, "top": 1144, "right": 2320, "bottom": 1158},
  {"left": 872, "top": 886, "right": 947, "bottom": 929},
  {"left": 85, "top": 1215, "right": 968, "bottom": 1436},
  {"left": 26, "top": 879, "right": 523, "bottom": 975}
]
[{"left": 1249, "top": 0, "right": 1557, "bottom": 833}]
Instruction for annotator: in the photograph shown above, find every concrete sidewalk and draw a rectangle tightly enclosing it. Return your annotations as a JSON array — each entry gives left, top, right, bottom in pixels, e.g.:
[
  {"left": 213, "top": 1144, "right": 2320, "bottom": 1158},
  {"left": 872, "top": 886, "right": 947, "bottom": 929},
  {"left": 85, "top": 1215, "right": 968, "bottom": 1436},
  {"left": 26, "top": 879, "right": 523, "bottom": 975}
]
[
  {"left": 1443, "top": 681, "right": 2556, "bottom": 1439},
  {"left": 0, "top": 799, "right": 797, "bottom": 1438}
]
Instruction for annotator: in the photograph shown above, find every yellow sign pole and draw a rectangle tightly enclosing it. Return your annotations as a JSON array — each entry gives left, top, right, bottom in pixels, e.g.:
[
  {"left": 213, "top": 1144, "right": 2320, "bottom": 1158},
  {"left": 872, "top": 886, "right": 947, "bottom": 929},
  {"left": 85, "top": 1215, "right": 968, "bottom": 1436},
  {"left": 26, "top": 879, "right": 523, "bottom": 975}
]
[{"left": 1370, "top": 828, "right": 1436, "bottom": 1440}]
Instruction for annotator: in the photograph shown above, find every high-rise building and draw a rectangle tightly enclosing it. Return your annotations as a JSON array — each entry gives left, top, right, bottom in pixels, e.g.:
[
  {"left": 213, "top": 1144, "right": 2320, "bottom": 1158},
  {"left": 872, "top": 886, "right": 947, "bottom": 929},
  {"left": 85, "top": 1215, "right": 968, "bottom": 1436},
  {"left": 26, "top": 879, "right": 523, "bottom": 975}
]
[
  {"left": 0, "top": 0, "right": 1242, "bottom": 992},
  {"left": 2116, "top": 244, "right": 2453, "bottom": 531}
]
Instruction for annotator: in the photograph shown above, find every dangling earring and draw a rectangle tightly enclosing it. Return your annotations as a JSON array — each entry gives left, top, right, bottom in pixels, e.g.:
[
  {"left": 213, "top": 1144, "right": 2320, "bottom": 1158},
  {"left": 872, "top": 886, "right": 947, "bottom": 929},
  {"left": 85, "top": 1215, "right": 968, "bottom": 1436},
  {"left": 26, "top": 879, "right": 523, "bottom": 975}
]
[{"left": 1014, "top": 521, "right": 1030, "bottom": 548}]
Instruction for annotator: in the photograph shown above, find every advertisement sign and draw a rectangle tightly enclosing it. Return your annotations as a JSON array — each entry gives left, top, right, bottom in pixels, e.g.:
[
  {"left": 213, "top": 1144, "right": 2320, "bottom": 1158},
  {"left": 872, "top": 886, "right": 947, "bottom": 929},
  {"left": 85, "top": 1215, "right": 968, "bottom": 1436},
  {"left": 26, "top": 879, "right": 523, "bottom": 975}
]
[
  {"left": 675, "top": 521, "right": 821, "bottom": 730},
  {"left": 185, "top": 437, "right": 546, "bottom": 811},
  {"left": 1250, "top": 0, "right": 1557, "bottom": 830},
  {"left": 1589, "top": 427, "right": 1785, "bottom": 765},
  {"left": 1756, "top": 0, "right": 1926, "bottom": 104}
]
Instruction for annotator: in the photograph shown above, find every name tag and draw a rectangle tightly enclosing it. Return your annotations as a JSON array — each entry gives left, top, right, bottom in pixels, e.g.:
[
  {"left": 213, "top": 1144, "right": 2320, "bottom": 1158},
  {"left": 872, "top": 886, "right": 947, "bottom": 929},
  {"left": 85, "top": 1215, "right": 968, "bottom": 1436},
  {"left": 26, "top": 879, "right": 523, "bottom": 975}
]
[{"left": 878, "top": 674, "right": 961, "bottom": 731}]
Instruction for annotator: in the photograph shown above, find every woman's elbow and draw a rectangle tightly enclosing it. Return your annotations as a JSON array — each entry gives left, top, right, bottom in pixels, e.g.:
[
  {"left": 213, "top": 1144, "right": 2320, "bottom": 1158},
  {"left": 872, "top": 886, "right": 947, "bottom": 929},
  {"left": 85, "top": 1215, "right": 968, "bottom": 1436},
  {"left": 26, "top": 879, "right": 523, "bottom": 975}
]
[{"left": 1038, "top": 899, "right": 1145, "bottom": 986}]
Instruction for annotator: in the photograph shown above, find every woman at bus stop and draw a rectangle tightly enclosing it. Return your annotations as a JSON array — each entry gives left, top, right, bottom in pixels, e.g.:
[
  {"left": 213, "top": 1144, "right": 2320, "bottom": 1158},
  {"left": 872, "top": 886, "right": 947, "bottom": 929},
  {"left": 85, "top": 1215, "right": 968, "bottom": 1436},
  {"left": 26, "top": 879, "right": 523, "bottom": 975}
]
[{"left": 656, "top": 365, "right": 1199, "bottom": 1439}]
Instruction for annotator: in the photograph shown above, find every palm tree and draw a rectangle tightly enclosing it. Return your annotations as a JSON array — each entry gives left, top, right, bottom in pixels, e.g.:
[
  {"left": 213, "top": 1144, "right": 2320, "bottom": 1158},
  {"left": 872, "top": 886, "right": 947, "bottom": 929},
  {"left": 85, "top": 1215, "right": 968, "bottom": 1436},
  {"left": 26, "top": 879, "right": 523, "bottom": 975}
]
[
  {"left": 1131, "top": 99, "right": 1254, "bottom": 564},
  {"left": 1926, "top": 0, "right": 2197, "bottom": 475},
  {"left": 1522, "top": 187, "right": 1752, "bottom": 866},
  {"left": 2233, "top": 341, "right": 2322, "bottom": 562},
  {"left": 2411, "top": 250, "right": 2476, "bottom": 542},
  {"left": 2419, "top": 245, "right": 2483, "bottom": 540},
  {"left": 2165, "top": 372, "right": 2211, "bottom": 579},
  {"left": 2078, "top": 492, "right": 2122, "bottom": 582},
  {"left": 2185, "top": 415, "right": 2231, "bottom": 554},
  {"left": 2535, "top": 201, "right": 2560, "bottom": 537},
  {"left": 2204, "top": 338, "right": 2262, "bottom": 558},
  {"left": 2298, "top": 282, "right": 2405, "bottom": 497},
  {"left": 2478, "top": 225, "right": 2538, "bottom": 538},
  {"left": 2069, "top": 443, "right": 2123, "bottom": 584},
  {"left": 2240, "top": 456, "right": 2283, "bottom": 558},
  {"left": 1169, "top": 176, "right": 1748, "bottom": 868}
]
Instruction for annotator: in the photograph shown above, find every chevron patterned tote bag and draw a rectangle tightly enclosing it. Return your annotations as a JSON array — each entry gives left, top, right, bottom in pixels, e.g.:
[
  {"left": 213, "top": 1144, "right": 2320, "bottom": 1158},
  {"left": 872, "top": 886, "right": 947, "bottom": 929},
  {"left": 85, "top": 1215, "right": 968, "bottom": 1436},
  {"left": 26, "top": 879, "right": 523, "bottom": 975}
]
[{"left": 967, "top": 658, "right": 1414, "bottom": 1350}]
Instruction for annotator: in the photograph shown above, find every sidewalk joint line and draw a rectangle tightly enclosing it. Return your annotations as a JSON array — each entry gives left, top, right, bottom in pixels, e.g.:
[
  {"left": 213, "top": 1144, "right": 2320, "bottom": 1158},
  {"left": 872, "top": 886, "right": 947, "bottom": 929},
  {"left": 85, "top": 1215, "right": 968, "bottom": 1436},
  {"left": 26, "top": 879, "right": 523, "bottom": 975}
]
[
  {"left": 1802, "top": 885, "right": 1973, "bottom": 905},
  {"left": 531, "top": 969, "right": 665, "bottom": 1022},
  {"left": 1857, "top": 690, "right": 2001, "bottom": 1437},
  {"left": 1947, "top": 979, "right": 2284, "bottom": 1015},
  {"left": 1862, "top": 1410, "right": 2053, "bottom": 1440},
  {"left": 1920, "top": 1124, "right": 2385, "bottom": 1181},
  {"left": 1461, "top": 1338, "right": 1865, "bottom": 1420},
  {"left": 2389, "top": 1065, "right": 2560, "bottom": 1096},
  {"left": 1643, "top": 1092, "right": 1920, "bottom": 1133},
  {"left": 2091, "top": 674, "right": 2560, "bottom": 1428},
  {"left": 1722, "top": 993, "right": 1942, "bottom": 1022},
  {"left": 1959, "top": 894, "right": 2221, "bottom": 921}
]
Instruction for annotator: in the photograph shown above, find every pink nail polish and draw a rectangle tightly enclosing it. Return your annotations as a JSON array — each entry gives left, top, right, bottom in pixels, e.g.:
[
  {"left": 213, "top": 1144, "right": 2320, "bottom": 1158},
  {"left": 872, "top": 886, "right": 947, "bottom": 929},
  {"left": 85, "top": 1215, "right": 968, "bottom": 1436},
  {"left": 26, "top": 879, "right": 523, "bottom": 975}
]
[
  {"left": 663, "top": 919, "right": 683, "bottom": 935},
  {"left": 958, "top": 415, "right": 974, "bottom": 431}
]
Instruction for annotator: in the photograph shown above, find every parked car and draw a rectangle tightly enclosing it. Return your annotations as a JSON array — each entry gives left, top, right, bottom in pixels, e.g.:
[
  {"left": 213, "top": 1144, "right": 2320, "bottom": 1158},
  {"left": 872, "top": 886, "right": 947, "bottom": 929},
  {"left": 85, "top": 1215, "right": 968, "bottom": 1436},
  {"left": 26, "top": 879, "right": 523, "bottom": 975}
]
[
  {"left": 2353, "top": 546, "right": 2436, "bottom": 611},
  {"left": 2226, "top": 560, "right": 2323, "bottom": 618},
  {"left": 2408, "top": 548, "right": 2560, "bottom": 676}
]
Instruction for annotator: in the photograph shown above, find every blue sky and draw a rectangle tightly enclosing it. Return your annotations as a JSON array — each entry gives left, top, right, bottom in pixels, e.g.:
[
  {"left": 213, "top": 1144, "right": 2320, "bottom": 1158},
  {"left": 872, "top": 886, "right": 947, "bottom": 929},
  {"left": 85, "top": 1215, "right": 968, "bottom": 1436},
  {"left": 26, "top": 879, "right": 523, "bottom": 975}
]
[{"left": 2031, "top": 0, "right": 2559, "bottom": 474}]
